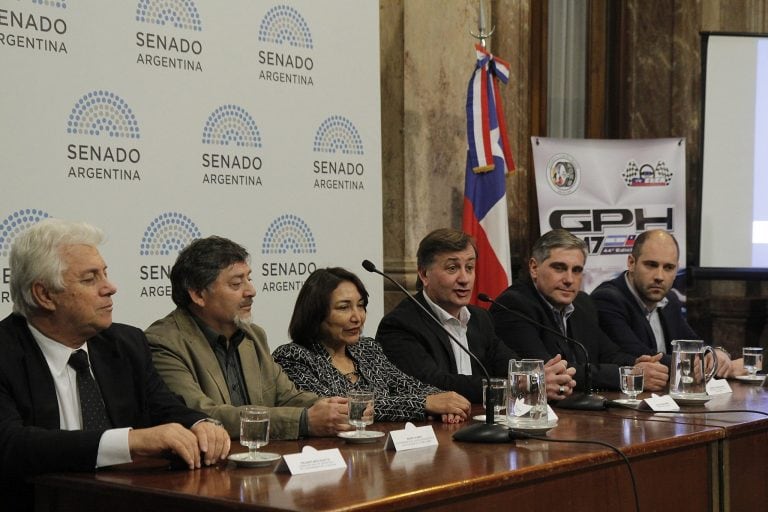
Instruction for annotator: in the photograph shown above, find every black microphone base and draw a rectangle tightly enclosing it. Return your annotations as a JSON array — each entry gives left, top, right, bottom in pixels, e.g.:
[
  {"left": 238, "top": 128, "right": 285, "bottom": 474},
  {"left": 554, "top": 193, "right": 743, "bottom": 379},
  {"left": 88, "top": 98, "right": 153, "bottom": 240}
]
[
  {"left": 554, "top": 392, "right": 607, "bottom": 411},
  {"left": 452, "top": 422, "right": 514, "bottom": 443}
]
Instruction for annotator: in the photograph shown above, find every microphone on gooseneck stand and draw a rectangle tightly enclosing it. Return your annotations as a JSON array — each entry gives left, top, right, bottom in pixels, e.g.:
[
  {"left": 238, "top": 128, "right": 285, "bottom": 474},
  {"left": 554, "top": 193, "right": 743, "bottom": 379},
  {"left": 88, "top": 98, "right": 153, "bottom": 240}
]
[
  {"left": 477, "top": 293, "right": 608, "bottom": 411},
  {"left": 362, "top": 260, "right": 523, "bottom": 443}
]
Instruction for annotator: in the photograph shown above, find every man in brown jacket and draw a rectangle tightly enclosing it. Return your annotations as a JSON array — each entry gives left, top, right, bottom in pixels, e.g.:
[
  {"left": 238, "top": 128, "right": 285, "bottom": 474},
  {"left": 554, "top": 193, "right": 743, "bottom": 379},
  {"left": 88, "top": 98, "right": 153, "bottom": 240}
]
[{"left": 146, "top": 236, "right": 351, "bottom": 439}]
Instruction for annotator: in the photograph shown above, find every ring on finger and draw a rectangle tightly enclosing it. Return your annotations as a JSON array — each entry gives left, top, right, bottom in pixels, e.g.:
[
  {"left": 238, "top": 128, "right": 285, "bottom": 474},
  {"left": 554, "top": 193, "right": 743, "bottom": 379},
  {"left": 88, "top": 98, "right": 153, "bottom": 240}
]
[{"left": 558, "top": 385, "right": 566, "bottom": 394}]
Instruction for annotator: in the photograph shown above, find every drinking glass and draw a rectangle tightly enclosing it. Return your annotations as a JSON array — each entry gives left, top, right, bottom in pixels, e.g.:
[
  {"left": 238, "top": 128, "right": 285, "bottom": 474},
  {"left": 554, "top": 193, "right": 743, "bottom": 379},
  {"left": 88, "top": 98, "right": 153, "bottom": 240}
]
[
  {"left": 483, "top": 378, "right": 507, "bottom": 422},
  {"left": 743, "top": 347, "right": 764, "bottom": 377},
  {"left": 347, "top": 390, "right": 374, "bottom": 436},
  {"left": 240, "top": 406, "right": 270, "bottom": 460},
  {"left": 619, "top": 366, "right": 644, "bottom": 402}
]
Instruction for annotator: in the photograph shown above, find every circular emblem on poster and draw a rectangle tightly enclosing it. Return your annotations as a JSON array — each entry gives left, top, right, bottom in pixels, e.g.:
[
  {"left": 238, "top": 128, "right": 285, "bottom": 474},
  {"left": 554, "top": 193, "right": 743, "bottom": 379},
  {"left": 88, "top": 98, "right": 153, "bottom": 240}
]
[{"left": 546, "top": 154, "right": 580, "bottom": 195}]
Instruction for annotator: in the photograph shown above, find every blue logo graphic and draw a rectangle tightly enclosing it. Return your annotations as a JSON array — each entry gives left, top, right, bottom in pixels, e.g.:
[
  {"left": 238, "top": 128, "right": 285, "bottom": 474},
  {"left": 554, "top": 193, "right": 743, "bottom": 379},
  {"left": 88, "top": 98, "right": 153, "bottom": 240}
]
[
  {"left": 140, "top": 212, "right": 201, "bottom": 256},
  {"left": 67, "top": 91, "right": 140, "bottom": 139},
  {"left": 258, "top": 5, "right": 313, "bottom": 49},
  {"left": 313, "top": 115, "right": 364, "bottom": 155},
  {"left": 262, "top": 214, "right": 316, "bottom": 255},
  {"left": 202, "top": 105, "right": 262, "bottom": 147},
  {"left": 0, "top": 209, "right": 52, "bottom": 258},
  {"left": 32, "top": 0, "right": 67, "bottom": 8},
  {"left": 136, "top": 0, "right": 202, "bottom": 31}
]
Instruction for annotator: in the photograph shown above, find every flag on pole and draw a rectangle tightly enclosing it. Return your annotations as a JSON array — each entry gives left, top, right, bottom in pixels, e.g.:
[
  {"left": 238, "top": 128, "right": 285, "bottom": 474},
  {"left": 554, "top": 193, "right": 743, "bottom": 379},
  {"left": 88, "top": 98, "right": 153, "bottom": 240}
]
[{"left": 462, "top": 44, "right": 514, "bottom": 307}]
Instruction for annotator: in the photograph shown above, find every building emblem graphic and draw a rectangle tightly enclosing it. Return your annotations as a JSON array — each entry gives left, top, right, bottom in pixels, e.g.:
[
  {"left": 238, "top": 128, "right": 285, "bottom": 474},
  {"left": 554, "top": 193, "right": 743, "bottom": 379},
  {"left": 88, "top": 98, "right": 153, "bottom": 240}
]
[
  {"left": 140, "top": 212, "right": 201, "bottom": 256},
  {"left": 0, "top": 209, "right": 52, "bottom": 258},
  {"left": 545, "top": 153, "right": 580, "bottom": 195},
  {"left": 258, "top": 5, "right": 313, "bottom": 49},
  {"left": 135, "top": 0, "right": 202, "bottom": 31},
  {"left": 202, "top": 105, "right": 262, "bottom": 147},
  {"left": 313, "top": 116, "right": 364, "bottom": 155},
  {"left": 32, "top": 0, "right": 68, "bottom": 9},
  {"left": 262, "top": 214, "right": 316, "bottom": 255},
  {"left": 66, "top": 91, "right": 140, "bottom": 139}
]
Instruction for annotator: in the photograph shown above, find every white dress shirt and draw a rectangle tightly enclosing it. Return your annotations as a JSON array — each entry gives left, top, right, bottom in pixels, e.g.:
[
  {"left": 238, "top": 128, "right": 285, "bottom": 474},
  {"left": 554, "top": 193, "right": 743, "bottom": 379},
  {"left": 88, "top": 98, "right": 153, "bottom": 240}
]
[{"left": 423, "top": 292, "right": 473, "bottom": 376}]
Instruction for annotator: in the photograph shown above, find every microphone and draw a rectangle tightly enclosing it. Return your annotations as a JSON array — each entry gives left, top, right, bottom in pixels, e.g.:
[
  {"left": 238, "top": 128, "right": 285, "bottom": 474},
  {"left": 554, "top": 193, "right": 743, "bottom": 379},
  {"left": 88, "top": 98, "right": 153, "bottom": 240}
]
[
  {"left": 477, "top": 293, "right": 607, "bottom": 411},
  {"left": 362, "top": 259, "right": 521, "bottom": 442}
]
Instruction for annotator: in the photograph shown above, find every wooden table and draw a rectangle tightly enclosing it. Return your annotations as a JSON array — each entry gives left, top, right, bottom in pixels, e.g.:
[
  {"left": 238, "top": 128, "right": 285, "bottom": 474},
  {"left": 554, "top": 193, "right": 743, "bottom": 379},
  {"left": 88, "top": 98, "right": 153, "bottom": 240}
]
[
  {"left": 34, "top": 404, "right": 727, "bottom": 512},
  {"left": 584, "top": 379, "right": 768, "bottom": 512}
]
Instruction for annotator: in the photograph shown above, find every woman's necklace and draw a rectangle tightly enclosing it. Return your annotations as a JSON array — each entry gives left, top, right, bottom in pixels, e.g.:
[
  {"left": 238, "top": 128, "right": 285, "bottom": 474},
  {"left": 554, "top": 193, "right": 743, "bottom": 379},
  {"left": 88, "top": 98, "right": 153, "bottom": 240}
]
[
  {"left": 332, "top": 354, "right": 359, "bottom": 383},
  {"left": 342, "top": 360, "right": 359, "bottom": 383}
]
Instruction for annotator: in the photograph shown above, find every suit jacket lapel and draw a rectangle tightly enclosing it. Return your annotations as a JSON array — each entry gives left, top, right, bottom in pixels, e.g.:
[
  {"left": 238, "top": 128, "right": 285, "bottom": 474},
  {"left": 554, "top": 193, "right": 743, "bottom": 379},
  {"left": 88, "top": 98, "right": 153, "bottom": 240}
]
[
  {"left": 618, "top": 276, "right": 658, "bottom": 351},
  {"left": 16, "top": 320, "right": 61, "bottom": 429},
  {"left": 89, "top": 332, "right": 132, "bottom": 427},
  {"left": 176, "top": 310, "right": 232, "bottom": 403},
  {"left": 239, "top": 340, "right": 263, "bottom": 404},
  {"left": 526, "top": 280, "right": 573, "bottom": 359}
]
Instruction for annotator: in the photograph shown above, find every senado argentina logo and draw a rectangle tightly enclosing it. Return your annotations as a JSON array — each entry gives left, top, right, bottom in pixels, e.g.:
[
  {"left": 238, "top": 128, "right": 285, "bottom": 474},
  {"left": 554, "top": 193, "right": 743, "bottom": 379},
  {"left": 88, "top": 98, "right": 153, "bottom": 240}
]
[
  {"left": 65, "top": 90, "right": 142, "bottom": 182},
  {"left": 312, "top": 115, "right": 366, "bottom": 192},
  {"left": 202, "top": 105, "right": 262, "bottom": 147},
  {"left": 313, "top": 116, "right": 364, "bottom": 155},
  {"left": 258, "top": 5, "right": 312, "bottom": 48},
  {"left": 66, "top": 90, "right": 140, "bottom": 139},
  {"left": 261, "top": 214, "right": 316, "bottom": 255},
  {"left": 0, "top": 209, "right": 52, "bottom": 258},
  {"left": 135, "top": 0, "right": 202, "bottom": 31},
  {"left": 139, "top": 212, "right": 201, "bottom": 256},
  {"left": 201, "top": 105, "right": 263, "bottom": 187},
  {"left": 135, "top": 0, "right": 204, "bottom": 73},
  {"left": 257, "top": 5, "right": 314, "bottom": 86}
]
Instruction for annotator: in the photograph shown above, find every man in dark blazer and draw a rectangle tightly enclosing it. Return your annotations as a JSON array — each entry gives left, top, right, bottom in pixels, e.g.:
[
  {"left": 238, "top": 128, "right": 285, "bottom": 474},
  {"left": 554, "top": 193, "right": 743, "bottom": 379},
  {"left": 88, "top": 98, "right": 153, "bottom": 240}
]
[
  {"left": 0, "top": 219, "right": 230, "bottom": 511},
  {"left": 591, "top": 229, "right": 736, "bottom": 376},
  {"left": 376, "top": 228, "right": 575, "bottom": 404},
  {"left": 489, "top": 229, "right": 669, "bottom": 392}
]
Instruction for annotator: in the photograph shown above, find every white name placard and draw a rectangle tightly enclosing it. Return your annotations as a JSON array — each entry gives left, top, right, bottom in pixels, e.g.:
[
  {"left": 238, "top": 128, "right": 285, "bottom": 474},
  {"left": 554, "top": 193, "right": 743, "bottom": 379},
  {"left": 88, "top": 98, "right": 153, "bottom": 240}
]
[
  {"left": 645, "top": 394, "right": 681, "bottom": 411},
  {"left": 278, "top": 446, "right": 346, "bottom": 475},
  {"left": 385, "top": 422, "right": 438, "bottom": 451},
  {"left": 706, "top": 378, "right": 732, "bottom": 395}
]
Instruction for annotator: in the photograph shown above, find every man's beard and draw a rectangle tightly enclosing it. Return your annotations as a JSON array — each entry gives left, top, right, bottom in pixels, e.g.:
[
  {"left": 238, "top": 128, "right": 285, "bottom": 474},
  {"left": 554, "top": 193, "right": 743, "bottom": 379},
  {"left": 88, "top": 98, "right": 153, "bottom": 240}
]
[{"left": 233, "top": 311, "right": 252, "bottom": 331}]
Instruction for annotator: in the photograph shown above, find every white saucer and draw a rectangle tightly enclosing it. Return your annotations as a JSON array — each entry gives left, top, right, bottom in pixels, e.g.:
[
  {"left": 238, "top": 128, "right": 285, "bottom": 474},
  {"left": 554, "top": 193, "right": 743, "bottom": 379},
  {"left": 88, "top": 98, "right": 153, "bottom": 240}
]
[
  {"left": 228, "top": 452, "right": 281, "bottom": 467},
  {"left": 734, "top": 374, "right": 766, "bottom": 384},
  {"left": 472, "top": 414, "right": 508, "bottom": 424},
  {"left": 338, "top": 430, "right": 385, "bottom": 444},
  {"left": 507, "top": 420, "right": 558, "bottom": 435},
  {"left": 670, "top": 394, "right": 712, "bottom": 405}
]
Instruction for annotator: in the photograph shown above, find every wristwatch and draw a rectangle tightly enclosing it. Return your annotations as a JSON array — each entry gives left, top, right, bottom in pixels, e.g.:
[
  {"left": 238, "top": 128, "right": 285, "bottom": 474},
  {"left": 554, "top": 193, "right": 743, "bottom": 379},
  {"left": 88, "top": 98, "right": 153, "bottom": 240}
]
[
  {"left": 714, "top": 346, "right": 731, "bottom": 359},
  {"left": 199, "top": 418, "right": 224, "bottom": 427}
]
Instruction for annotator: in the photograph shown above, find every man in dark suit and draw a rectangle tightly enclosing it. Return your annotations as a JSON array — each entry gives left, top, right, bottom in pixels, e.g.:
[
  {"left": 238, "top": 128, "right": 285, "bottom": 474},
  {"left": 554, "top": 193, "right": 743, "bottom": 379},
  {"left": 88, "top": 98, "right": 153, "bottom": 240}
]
[
  {"left": 376, "top": 228, "right": 575, "bottom": 404},
  {"left": 591, "top": 229, "right": 737, "bottom": 376},
  {"left": 489, "top": 229, "right": 669, "bottom": 392},
  {"left": 0, "top": 219, "right": 230, "bottom": 511}
]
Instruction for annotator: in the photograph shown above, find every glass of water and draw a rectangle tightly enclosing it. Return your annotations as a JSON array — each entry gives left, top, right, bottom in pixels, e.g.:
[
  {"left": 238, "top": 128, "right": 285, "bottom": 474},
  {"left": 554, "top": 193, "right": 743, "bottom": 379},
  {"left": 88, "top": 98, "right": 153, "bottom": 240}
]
[
  {"left": 347, "top": 390, "right": 374, "bottom": 437},
  {"left": 483, "top": 378, "right": 507, "bottom": 422},
  {"left": 743, "top": 347, "right": 764, "bottom": 377},
  {"left": 619, "top": 366, "right": 644, "bottom": 402},
  {"left": 240, "top": 406, "right": 270, "bottom": 460}
]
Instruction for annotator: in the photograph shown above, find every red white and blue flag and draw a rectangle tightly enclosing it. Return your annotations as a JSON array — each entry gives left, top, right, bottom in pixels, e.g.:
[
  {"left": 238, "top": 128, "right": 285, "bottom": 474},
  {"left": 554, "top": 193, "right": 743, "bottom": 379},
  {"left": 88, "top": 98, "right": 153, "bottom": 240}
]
[{"left": 462, "top": 44, "right": 514, "bottom": 306}]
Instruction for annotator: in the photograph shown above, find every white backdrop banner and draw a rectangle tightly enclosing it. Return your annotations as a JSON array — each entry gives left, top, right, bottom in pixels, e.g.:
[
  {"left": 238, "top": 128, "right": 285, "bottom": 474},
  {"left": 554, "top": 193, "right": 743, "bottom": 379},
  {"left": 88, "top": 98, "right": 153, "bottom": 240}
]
[
  {"left": 0, "top": 0, "right": 383, "bottom": 349},
  {"left": 532, "top": 137, "right": 686, "bottom": 292}
]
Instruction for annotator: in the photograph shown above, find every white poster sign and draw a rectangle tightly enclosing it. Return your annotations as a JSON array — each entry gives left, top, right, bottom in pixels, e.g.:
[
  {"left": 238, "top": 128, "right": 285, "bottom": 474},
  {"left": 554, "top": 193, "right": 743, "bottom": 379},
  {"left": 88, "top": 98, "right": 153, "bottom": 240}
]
[
  {"left": 0, "top": 0, "right": 383, "bottom": 348},
  {"left": 532, "top": 137, "right": 686, "bottom": 292}
]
